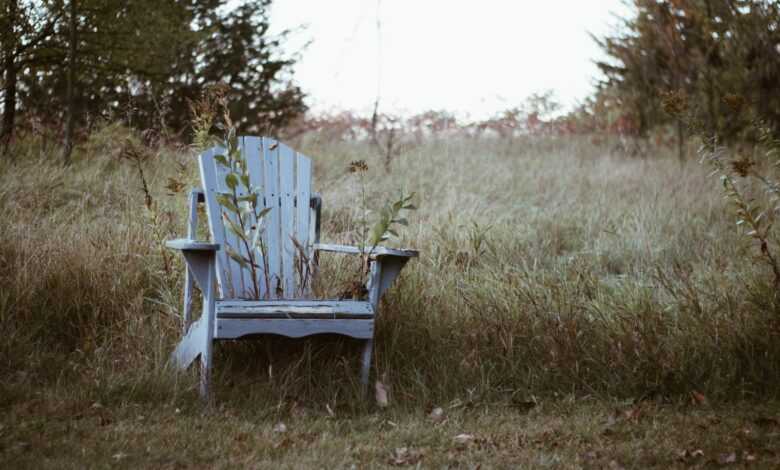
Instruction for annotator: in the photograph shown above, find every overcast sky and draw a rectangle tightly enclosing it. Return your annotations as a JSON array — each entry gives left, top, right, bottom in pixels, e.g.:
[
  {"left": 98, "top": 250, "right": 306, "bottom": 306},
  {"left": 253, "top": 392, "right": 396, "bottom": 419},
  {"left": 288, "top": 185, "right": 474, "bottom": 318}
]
[{"left": 268, "top": 0, "right": 630, "bottom": 118}]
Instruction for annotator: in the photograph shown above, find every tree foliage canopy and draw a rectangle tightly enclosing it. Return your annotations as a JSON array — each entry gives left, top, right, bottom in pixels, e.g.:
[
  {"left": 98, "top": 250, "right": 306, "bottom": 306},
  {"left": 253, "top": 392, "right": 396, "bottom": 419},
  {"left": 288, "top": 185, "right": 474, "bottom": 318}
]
[
  {"left": 1, "top": 0, "right": 306, "bottom": 152},
  {"left": 594, "top": 0, "right": 780, "bottom": 142}
]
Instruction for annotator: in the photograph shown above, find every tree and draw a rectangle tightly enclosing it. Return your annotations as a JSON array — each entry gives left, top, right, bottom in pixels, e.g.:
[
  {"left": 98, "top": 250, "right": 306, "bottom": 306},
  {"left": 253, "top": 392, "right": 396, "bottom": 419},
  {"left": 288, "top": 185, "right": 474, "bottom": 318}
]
[
  {"left": 9, "top": 0, "right": 306, "bottom": 158},
  {"left": 593, "top": 0, "right": 780, "bottom": 152},
  {"left": 163, "top": 0, "right": 307, "bottom": 135},
  {"left": 0, "top": 0, "right": 63, "bottom": 157}
]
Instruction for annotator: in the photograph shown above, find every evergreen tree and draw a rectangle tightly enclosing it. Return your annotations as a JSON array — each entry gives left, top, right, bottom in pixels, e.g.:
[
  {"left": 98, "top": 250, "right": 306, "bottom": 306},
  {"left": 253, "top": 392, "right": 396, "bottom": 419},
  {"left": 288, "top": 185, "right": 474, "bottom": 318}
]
[{"left": 594, "top": 0, "right": 780, "bottom": 148}]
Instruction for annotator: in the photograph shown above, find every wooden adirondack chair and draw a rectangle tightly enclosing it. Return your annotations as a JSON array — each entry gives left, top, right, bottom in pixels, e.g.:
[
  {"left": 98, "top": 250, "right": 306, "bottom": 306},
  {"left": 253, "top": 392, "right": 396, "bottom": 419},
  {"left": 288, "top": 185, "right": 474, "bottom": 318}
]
[{"left": 166, "top": 136, "right": 417, "bottom": 399}]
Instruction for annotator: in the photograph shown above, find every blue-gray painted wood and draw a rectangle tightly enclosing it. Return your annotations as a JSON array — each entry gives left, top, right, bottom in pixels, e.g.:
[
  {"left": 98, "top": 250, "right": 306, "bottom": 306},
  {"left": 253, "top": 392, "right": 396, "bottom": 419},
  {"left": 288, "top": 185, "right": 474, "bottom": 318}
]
[
  {"left": 166, "top": 239, "right": 219, "bottom": 251},
  {"left": 198, "top": 147, "right": 232, "bottom": 298},
  {"left": 182, "top": 190, "right": 201, "bottom": 333},
  {"left": 243, "top": 136, "right": 268, "bottom": 299},
  {"left": 218, "top": 300, "right": 373, "bottom": 317},
  {"left": 171, "top": 315, "right": 207, "bottom": 369},
  {"left": 313, "top": 243, "right": 418, "bottom": 259},
  {"left": 261, "top": 137, "right": 282, "bottom": 298},
  {"left": 296, "top": 155, "right": 312, "bottom": 296},
  {"left": 278, "top": 145, "right": 296, "bottom": 297},
  {"left": 215, "top": 318, "right": 374, "bottom": 340},
  {"left": 166, "top": 136, "right": 418, "bottom": 401}
]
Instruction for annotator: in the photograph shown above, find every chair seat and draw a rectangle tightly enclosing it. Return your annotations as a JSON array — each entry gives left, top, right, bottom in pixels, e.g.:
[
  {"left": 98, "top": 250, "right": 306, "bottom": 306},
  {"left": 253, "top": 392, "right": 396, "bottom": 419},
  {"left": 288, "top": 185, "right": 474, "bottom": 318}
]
[
  {"left": 216, "top": 300, "right": 374, "bottom": 319},
  {"left": 214, "top": 300, "right": 375, "bottom": 340}
]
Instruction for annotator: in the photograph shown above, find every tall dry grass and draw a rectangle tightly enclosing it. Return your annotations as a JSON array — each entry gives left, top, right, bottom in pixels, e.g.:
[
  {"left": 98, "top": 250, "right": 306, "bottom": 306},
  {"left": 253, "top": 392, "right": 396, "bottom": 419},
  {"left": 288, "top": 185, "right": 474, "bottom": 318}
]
[{"left": 1, "top": 127, "right": 779, "bottom": 411}]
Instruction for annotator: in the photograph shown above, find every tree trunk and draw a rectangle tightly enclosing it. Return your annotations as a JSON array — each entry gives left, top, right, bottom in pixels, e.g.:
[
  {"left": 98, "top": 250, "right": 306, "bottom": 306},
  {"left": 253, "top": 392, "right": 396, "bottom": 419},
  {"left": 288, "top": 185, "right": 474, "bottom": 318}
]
[
  {"left": 704, "top": 0, "right": 718, "bottom": 136},
  {"left": 1, "top": 0, "right": 18, "bottom": 157},
  {"left": 61, "top": 0, "right": 77, "bottom": 166}
]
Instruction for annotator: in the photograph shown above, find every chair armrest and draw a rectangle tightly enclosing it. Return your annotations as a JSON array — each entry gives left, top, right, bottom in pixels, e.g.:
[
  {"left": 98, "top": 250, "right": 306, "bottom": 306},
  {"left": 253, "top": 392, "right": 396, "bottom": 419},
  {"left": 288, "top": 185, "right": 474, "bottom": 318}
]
[
  {"left": 313, "top": 243, "right": 418, "bottom": 259},
  {"left": 166, "top": 239, "right": 220, "bottom": 251}
]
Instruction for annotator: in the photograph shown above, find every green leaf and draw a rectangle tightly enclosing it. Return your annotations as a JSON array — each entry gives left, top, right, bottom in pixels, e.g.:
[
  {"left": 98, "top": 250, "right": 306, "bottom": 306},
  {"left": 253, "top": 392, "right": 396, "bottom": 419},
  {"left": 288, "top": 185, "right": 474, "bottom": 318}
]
[
  {"left": 216, "top": 194, "right": 239, "bottom": 214},
  {"left": 225, "top": 173, "right": 239, "bottom": 190},
  {"left": 224, "top": 215, "right": 248, "bottom": 241},
  {"left": 214, "top": 154, "right": 228, "bottom": 166},
  {"left": 237, "top": 193, "right": 258, "bottom": 206},
  {"left": 226, "top": 246, "right": 249, "bottom": 269}
]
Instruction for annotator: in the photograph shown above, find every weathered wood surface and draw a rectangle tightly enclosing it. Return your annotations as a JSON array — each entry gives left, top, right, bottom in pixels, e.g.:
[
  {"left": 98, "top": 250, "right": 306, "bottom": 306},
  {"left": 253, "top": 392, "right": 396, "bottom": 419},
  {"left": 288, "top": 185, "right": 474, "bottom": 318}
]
[
  {"left": 167, "top": 135, "right": 417, "bottom": 400},
  {"left": 218, "top": 300, "right": 373, "bottom": 317},
  {"left": 165, "top": 239, "right": 219, "bottom": 251},
  {"left": 215, "top": 318, "right": 374, "bottom": 340},
  {"left": 171, "top": 315, "right": 207, "bottom": 369},
  {"left": 313, "top": 243, "right": 418, "bottom": 259}
]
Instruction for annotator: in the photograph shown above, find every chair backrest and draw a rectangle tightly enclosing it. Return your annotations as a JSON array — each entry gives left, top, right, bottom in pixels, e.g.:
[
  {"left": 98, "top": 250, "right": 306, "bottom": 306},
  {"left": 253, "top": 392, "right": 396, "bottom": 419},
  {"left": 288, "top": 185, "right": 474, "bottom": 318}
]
[{"left": 199, "top": 136, "right": 315, "bottom": 300}]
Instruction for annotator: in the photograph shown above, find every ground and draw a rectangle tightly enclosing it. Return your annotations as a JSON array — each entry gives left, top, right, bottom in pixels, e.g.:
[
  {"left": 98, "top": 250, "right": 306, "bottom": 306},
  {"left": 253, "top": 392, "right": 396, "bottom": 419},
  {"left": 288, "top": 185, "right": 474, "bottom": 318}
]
[
  {"left": 3, "top": 392, "right": 780, "bottom": 468},
  {"left": 2, "top": 132, "right": 780, "bottom": 468}
]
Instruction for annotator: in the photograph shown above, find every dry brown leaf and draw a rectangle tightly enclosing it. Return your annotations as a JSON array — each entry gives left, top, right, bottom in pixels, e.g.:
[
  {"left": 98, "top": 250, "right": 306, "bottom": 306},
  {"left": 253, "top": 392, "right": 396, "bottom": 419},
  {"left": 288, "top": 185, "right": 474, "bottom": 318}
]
[{"left": 690, "top": 390, "right": 707, "bottom": 406}]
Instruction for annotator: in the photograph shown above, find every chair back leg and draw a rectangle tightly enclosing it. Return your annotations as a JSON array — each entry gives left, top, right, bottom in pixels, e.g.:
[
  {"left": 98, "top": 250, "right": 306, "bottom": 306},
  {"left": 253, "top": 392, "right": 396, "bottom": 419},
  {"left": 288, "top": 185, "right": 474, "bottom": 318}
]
[{"left": 360, "top": 339, "right": 373, "bottom": 395}]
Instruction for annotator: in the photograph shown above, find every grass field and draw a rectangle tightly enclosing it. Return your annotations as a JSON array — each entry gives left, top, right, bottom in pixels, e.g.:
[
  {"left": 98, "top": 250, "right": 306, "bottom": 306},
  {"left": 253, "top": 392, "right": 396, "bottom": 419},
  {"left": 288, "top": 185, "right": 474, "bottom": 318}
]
[{"left": 2, "top": 129, "right": 780, "bottom": 468}]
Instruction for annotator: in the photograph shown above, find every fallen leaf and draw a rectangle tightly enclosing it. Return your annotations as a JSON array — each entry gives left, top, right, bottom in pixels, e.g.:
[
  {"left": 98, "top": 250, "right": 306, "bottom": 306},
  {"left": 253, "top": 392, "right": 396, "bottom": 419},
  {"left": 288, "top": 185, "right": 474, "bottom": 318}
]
[
  {"left": 690, "top": 391, "right": 707, "bottom": 406},
  {"left": 429, "top": 407, "right": 445, "bottom": 423},
  {"left": 453, "top": 433, "right": 475, "bottom": 445},
  {"left": 678, "top": 449, "right": 705, "bottom": 462},
  {"left": 375, "top": 381, "right": 389, "bottom": 408},
  {"left": 273, "top": 422, "right": 287, "bottom": 433}
]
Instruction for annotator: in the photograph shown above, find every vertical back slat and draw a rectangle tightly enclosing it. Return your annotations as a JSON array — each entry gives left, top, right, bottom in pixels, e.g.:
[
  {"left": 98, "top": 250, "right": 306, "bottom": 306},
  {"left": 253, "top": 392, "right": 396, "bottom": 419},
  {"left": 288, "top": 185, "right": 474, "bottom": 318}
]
[
  {"left": 213, "top": 148, "right": 249, "bottom": 298},
  {"left": 199, "top": 147, "right": 231, "bottom": 298},
  {"left": 233, "top": 137, "right": 258, "bottom": 298},
  {"left": 261, "top": 137, "right": 282, "bottom": 298},
  {"left": 295, "top": 154, "right": 312, "bottom": 296},
  {"left": 279, "top": 144, "right": 296, "bottom": 297},
  {"left": 199, "top": 137, "right": 315, "bottom": 301},
  {"left": 243, "top": 136, "right": 267, "bottom": 299}
]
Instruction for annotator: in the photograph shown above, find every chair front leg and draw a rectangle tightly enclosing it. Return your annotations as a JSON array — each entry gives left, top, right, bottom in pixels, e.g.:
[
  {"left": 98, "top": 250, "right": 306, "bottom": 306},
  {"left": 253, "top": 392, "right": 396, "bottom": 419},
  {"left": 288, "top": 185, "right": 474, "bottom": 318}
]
[
  {"left": 182, "top": 267, "right": 195, "bottom": 334},
  {"left": 178, "top": 249, "right": 217, "bottom": 402},
  {"left": 199, "top": 254, "right": 217, "bottom": 402}
]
